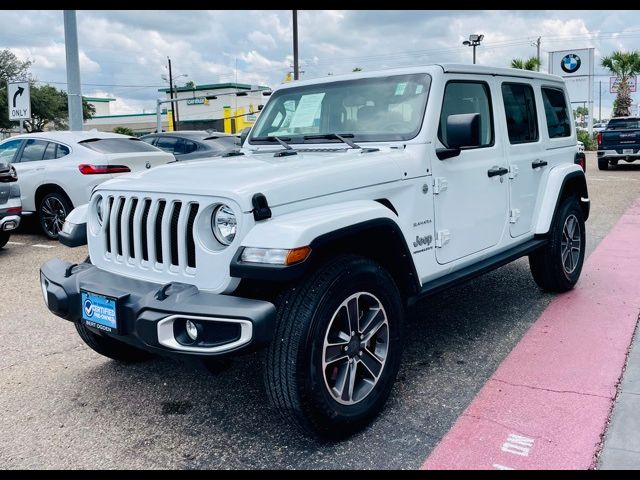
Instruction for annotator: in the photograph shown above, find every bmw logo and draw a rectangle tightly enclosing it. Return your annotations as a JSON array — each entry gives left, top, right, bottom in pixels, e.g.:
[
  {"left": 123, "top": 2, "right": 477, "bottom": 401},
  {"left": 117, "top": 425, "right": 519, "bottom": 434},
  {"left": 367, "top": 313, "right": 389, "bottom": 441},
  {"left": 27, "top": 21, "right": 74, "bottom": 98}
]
[{"left": 561, "top": 54, "right": 581, "bottom": 74}]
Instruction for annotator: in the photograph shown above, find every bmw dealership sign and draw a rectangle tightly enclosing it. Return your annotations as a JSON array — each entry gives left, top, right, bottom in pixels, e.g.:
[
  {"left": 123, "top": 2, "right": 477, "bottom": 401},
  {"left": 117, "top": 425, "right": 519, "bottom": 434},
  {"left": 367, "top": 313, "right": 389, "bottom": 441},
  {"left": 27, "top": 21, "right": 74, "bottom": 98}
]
[{"left": 549, "top": 48, "right": 594, "bottom": 105}]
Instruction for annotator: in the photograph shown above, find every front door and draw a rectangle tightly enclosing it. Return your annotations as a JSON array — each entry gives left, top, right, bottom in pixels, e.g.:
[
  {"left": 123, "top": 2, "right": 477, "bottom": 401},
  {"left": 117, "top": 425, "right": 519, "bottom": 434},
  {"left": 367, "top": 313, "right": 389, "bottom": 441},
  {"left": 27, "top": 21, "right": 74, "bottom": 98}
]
[{"left": 431, "top": 78, "right": 509, "bottom": 265}]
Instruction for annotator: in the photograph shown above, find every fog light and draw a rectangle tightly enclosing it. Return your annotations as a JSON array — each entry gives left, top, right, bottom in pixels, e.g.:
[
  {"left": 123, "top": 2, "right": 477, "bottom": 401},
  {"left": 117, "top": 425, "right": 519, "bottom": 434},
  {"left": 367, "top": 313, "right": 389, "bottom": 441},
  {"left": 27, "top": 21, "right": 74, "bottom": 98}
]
[{"left": 185, "top": 320, "right": 199, "bottom": 341}]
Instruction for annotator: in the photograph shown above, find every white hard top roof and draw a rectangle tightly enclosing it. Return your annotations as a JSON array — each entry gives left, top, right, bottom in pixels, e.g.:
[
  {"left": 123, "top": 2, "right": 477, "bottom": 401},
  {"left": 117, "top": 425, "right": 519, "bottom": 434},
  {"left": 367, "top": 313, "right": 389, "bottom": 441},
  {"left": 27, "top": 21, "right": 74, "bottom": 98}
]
[{"left": 274, "top": 63, "right": 564, "bottom": 92}]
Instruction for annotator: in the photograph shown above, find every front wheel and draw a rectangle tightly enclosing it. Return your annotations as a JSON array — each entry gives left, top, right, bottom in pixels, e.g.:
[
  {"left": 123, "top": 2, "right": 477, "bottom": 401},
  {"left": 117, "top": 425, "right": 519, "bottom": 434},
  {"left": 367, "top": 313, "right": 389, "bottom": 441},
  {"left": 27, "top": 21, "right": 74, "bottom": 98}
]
[
  {"left": 264, "top": 255, "right": 404, "bottom": 438},
  {"left": 75, "top": 322, "right": 154, "bottom": 363},
  {"left": 39, "top": 191, "right": 72, "bottom": 240},
  {"left": 529, "top": 196, "right": 586, "bottom": 292}
]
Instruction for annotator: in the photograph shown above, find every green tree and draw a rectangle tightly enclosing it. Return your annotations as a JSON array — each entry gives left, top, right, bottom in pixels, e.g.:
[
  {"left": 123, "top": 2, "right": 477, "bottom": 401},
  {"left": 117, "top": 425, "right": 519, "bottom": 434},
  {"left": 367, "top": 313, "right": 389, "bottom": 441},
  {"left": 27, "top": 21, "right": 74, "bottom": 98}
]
[
  {"left": 574, "top": 105, "right": 589, "bottom": 120},
  {"left": 601, "top": 50, "right": 640, "bottom": 117},
  {"left": 23, "top": 84, "right": 95, "bottom": 132},
  {"left": 185, "top": 80, "right": 195, "bottom": 89},
  {"left": 510, "top": 57, "right": 541, "bottom": 71},
  {"left": 0, "top": 49, "right": 32, "bottom": 132},
  {"left": 112, "top": 126, "right": 135, "bottom": 136}
]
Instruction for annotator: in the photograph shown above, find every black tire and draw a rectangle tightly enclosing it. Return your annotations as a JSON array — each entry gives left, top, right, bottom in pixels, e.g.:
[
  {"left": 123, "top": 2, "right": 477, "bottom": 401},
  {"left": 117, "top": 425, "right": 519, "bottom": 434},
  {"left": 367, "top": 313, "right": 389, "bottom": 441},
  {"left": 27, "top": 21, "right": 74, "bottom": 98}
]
[
  {"left": 39, "top": 191, "right": 72, "bottom": 240},
  {"left": 264, "top": 254, "right": 404, "bottom": 438},
  {"left": 529, "top": 196, "right": 586, "bottom": 292},
  {"left": 75, "top": 322, "right": 154, "bottom": 363},
  {"left": 0, "top": 231, "right": 9, "bottom": 249},
  {"left": 598, "top": 158, "right": 609, "bottom": 170}
]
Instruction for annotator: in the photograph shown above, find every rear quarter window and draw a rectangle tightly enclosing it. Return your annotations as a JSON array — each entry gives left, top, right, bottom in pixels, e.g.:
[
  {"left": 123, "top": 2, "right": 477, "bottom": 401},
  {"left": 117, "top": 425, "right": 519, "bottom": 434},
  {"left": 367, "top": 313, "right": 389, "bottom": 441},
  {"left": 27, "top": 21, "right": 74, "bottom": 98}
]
[
  {"left": 541, "top": 87, "right": 571, "bottom": 138},
  {"left": 78, "top": 138, "right": 161, "bottom": 154}
]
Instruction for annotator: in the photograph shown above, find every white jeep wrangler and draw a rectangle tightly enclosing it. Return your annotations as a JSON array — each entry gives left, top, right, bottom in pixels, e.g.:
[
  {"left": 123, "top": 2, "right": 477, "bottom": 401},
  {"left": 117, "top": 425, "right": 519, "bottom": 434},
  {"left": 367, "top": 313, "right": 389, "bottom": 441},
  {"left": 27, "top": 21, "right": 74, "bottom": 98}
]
[{"left": 41, "top": 64, "right": 589, "bottom": 438}]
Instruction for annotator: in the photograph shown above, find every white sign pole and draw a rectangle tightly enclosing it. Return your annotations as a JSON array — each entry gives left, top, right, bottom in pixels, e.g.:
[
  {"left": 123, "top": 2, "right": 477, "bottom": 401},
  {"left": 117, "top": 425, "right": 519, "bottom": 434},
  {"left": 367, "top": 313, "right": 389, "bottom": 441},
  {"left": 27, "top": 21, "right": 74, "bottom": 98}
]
[{"left": 588, "top": 48, "right": 594, "bottom": 136}]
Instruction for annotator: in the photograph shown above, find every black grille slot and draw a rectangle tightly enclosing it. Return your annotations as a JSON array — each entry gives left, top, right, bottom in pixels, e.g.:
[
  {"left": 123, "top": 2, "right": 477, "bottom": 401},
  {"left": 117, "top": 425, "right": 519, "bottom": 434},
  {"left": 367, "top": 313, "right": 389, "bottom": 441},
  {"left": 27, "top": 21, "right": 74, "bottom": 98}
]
[
  {"left": 170, "top": 202, "right": 182, "bottom": 266},
  {"left": 186, "top": 203, "right": 199, "bottom": 268},
  {"left": 115, "top": 198, "right": 125, "bottom": 256},
  {"left": 155, "top": 200, "right": 166, "bottom": 263},
  {"left": 140, "top": 199, "right": 151, "bottom": 261},
  {"left": 105, "top": 196, "right": 114, "bottom": 253},
  {"left": 128, "top": 198, "right": 138, "bottom": 258}
]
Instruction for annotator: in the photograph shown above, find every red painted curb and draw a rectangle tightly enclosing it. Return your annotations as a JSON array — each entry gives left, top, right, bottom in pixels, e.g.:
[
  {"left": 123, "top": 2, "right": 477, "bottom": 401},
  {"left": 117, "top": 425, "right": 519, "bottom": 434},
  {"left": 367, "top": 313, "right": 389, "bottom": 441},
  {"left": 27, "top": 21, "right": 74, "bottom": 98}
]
[{"left": 422, "top": 198, "right": 640, "bottom": 470}]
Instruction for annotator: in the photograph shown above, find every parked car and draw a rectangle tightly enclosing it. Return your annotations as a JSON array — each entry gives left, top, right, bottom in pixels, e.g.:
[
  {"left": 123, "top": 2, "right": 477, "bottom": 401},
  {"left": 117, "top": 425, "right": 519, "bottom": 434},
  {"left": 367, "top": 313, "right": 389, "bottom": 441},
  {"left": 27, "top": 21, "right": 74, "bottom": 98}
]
[
  {"left": 0, "top": 164, "right": 21, "bottom": 249},
  {"left": 140, "top": 131, "right": 239, "bottom": 161},
  {"left": 41, "top": 64, "right": 588, "bottom": 438},
  {"left": 577, "top": 140, "right": 585, "bottom": 152},
  {"left": 593, "top": 122, "right": 608, "bottom": 133},
  {"left": 597, "top": 116, "right": 640, "bottom": 170},
  {"left": 0, "top": 131, "right": 174, "bottom": 239}
]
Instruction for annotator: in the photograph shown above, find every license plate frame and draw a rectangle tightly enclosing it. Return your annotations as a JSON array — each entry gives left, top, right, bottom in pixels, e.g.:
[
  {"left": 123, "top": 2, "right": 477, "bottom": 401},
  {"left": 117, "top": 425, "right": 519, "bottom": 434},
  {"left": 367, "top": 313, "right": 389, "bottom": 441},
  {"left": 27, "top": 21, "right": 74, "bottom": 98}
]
[{"left": 81, "top": 290, "right": 119, "bottom": 334}]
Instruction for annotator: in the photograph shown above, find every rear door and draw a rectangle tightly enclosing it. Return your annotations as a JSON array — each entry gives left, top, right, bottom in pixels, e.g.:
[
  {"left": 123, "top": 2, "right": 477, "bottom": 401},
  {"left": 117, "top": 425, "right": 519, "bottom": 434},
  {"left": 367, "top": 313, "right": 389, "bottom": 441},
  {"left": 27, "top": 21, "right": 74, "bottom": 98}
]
[
  {"left": 497, "top": 79, "right": 545, "bottom": 237},
  {"left": 431, "top": 77, "right": 510, "bottom": 264}
]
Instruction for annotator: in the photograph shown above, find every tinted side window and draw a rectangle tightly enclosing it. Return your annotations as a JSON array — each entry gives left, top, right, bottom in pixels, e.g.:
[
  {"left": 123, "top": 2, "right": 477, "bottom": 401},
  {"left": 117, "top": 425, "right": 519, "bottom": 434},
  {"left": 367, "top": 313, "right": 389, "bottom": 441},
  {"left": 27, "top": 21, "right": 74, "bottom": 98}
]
[
  {"left": 501, "top": 83, "right": 539, "bottom": 144},
  {"left": 0, "top": 139, "right": 22, "bottom": 167},
  {"left": 439, "top": 81, "right": 493, "bottom": 148},
  {"left": 141, "top": 136, "right": 156, "bottom": 145},
  {"left": 78, "top": 138, "right": 160, "bottom": 153},
  {"left": 183, "top": 140, "right": 198, "bottom": 154},
  {"left": 42, "top": 142, "right": 57, "bottom": 160},
  {"left": 56, "top": 144, "right": 70, "bottom": 158},
  {"left": 541, "top": 87, "right": 571, "bottom": 138},
  {"left": 19, "top": 139, "right": 48, "bottom": 162},
  {"left": 155, "top": 137, "right": 179, "bottom": 152}
]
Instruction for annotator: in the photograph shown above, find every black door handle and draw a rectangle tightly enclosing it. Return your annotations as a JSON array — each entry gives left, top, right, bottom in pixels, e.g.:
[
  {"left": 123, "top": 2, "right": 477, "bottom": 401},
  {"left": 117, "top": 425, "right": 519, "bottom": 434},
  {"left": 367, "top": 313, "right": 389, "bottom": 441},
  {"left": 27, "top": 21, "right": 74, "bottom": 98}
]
[
  {"left": 532, "top": 159, "right": 548, "bottom": 169},
  {"left": 487, "top": 166, "right": 509, "bottom": 178}
]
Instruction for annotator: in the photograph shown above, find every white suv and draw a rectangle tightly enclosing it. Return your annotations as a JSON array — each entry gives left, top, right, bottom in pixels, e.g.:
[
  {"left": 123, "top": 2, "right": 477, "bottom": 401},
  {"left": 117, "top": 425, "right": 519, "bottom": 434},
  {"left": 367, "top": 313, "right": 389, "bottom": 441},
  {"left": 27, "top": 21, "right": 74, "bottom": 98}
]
[
  {"left": 0, "top": 131, "right": 173, "bottom": 239},
  {"left": 41, "top": 64, "right": 588, "bottom": 438}
]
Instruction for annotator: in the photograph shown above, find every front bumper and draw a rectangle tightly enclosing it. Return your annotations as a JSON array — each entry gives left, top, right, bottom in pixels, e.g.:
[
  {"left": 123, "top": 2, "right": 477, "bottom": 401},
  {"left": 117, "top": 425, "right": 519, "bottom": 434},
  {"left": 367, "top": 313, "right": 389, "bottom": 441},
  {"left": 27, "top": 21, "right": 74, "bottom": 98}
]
[{"left": 40, "top": 259, "right": 276, "bottom": 358}]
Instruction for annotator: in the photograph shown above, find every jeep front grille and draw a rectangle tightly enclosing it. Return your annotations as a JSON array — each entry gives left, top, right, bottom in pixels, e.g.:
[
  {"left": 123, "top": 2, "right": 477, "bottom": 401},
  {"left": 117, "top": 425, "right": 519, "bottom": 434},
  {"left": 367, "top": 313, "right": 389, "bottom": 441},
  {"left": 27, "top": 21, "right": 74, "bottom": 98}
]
[{"left": 103, "top": 195, "right": 199, "bottom": 271}]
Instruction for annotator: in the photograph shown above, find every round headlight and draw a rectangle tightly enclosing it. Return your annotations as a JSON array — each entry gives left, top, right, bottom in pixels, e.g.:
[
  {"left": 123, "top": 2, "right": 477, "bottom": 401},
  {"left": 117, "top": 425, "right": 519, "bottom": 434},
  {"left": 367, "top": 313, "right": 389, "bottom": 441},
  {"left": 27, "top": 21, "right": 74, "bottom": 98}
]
[
  {"left": 212, "top": 204, "right": 237, "bottom": 246},
  {"left": 95, "top": 196, "right": 104, "bottom": 225}
]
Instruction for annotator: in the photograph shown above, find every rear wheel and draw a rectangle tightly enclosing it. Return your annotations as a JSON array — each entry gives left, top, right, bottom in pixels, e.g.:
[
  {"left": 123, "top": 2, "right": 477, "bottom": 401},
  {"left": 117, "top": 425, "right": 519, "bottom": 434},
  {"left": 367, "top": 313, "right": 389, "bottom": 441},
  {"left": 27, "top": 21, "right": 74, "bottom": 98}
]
[
  {"left": 597, "top": 158, "right": 609, "bottom": 170},
  {"left": 0, "top": 231, "right": 9, "bottom": 249},
  {"left": 75, "top": 322, "right": 154, "bottom": 363},
  {"left": 39, "top": 191, "right": 72, "bottom": 240},
  {"left": 264, "top": 255, "right": 404, "bottom": 438},
  {"left": 529, "top": 196, "right": 586, "bottom": 292}
]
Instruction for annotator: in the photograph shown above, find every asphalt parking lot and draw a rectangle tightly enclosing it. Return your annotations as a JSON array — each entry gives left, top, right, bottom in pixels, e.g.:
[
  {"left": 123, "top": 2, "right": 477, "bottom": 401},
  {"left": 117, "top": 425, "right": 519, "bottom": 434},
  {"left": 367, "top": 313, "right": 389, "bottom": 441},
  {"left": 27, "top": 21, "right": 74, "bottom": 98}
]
[{"left": 1, "top": 153, "right": 639, "bottom": 469}]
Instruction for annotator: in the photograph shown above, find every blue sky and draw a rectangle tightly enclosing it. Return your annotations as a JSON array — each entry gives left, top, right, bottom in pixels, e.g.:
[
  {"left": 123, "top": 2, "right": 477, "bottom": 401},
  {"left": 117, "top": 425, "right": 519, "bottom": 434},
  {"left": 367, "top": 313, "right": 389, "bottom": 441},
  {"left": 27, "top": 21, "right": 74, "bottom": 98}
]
[{"left": 2, "top": 10, "right": 640, "bottom": 118}]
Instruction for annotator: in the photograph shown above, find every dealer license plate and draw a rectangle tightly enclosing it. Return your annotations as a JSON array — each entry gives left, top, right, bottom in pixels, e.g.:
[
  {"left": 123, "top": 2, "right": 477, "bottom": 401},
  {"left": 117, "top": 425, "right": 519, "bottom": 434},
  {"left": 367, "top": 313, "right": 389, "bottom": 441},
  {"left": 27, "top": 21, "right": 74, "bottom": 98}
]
[
  {"left": 81, "top": 290, "right": 118, "bottom": 333},
  {"left": 623, "top": 149, "right": 635, "bottom": 154}
]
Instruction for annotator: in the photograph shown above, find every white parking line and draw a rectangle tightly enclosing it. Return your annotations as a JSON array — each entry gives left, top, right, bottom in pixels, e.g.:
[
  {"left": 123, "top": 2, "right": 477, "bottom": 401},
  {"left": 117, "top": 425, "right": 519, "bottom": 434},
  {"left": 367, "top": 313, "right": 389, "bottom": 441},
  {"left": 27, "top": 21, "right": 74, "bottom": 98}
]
[
  {"left": 6, "top": 241, "right": 25, "bottom": 245},
  {"left": 31, "top": 244, "right": 56, "bottom": 249}
]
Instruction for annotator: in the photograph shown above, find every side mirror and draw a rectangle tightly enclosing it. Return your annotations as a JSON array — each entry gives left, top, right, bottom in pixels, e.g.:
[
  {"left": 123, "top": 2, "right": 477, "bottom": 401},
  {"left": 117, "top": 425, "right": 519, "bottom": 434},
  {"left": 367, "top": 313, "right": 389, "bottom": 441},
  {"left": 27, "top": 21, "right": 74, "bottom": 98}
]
[
  {"left": 436, "top": 113, "right": 481, "bottom": 160},
  {"left": 239, "top": 127, "right": 252, "bottom": 146}
]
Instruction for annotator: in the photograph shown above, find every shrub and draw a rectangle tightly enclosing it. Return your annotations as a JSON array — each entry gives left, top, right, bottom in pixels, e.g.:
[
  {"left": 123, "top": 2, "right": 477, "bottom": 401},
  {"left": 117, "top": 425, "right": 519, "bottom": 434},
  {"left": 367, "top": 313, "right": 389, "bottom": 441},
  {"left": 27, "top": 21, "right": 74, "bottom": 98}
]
[
  {"left": 577, "top": 129, "right": 597, "bottom": 151},
  {"left": 112, "top": 126, "right": 135, "bottom": 136}
]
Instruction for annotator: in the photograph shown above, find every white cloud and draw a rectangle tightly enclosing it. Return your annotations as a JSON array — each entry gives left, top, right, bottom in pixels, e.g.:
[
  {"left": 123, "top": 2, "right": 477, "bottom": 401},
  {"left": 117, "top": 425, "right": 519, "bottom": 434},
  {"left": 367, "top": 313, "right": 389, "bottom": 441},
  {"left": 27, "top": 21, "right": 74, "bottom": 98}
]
[{"left": 248, "top": 31, "right": 276, "bottom": 50}]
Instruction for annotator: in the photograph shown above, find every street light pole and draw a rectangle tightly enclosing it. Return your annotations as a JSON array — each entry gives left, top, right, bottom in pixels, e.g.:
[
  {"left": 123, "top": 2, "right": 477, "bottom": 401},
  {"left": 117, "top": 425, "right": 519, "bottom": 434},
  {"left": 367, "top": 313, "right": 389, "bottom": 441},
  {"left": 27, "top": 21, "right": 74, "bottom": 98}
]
[
  {"left": 292, "top": 10, "right": 299, "bottom": 80},
  {"left": 63, "top": 10, "right": 83, "bottom": 131},
  {"left": 463, "top": 34, "right": 484, "bottom": 65}
]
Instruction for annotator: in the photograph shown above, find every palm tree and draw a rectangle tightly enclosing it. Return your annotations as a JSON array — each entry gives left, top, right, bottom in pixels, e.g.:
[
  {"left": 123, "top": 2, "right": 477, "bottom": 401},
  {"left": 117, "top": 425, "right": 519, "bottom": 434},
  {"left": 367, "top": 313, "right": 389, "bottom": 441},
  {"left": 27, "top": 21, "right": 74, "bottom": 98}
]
[
  {"left": 511, "top": 57, "right": 541, "bottom": 71},
  {"left": 601, "top": 51, "right": 640, "bottom": 117}
]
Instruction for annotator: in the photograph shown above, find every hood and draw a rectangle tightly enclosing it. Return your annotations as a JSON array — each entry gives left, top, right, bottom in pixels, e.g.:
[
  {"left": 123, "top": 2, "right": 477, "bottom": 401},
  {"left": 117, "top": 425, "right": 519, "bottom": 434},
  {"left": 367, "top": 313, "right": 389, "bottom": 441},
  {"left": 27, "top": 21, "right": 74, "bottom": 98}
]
[{"left": 96, "top": 147, "right": 408, "bottom": 212}]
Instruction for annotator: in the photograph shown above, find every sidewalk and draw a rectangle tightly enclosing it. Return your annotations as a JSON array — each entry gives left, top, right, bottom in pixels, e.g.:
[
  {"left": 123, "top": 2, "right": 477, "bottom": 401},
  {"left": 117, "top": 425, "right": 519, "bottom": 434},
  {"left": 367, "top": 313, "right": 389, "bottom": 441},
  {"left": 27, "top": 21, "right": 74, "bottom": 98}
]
[{"left": 598, "top": 333, "right": 640, "bottom": 469}]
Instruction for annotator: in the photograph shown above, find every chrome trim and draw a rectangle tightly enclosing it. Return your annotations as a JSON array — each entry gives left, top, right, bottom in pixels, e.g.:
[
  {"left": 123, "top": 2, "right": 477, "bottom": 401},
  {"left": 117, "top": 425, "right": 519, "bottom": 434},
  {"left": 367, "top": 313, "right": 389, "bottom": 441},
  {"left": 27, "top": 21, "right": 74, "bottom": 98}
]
[
  {"left": 0, "top": 215, "right": 20, "bottom": 231},
  {"left": 157, "top": 314, "right": 252, "bottom": 353}
]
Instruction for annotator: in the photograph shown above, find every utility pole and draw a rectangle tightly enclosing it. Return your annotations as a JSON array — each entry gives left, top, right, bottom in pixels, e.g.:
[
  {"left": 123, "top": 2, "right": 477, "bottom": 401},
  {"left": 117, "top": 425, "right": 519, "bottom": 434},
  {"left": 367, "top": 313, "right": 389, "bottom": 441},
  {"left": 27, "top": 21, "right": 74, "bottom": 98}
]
[
  {"left": 63, "top": 10, "right": 83, "bottom": 131},
  {"left": 292, "top": 10, "right": 299, "bottom": 80},
  {"left": 599, "top": 80, "right": 602, "bottom": 122},
  {"left": 167, "top": 57, "right": 177, "bottom": 131},
  {"left": 535, "top": 36, "right": 541, "bottom": 71}
]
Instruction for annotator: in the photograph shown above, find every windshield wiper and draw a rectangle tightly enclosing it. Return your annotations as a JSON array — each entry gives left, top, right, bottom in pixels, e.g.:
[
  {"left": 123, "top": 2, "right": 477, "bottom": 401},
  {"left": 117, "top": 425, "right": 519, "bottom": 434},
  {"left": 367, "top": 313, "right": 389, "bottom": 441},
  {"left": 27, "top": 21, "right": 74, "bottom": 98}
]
[
  {"left": 251, "top": 135, "right": 292, "bottom": 150},
  {"left": 303, "top": 133, "right": 361, "bottom": 149}
]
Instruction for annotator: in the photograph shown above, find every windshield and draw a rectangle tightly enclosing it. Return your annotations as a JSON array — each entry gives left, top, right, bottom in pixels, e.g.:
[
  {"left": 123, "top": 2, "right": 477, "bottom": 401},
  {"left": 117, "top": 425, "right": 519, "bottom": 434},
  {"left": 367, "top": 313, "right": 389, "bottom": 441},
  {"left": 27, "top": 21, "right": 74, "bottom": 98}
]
[
  {"left": 607, "top": 118, "right": 640, "bottom": 130},
  {"left": 249, "top": 73, "right": 431, "bottom": 144}
]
